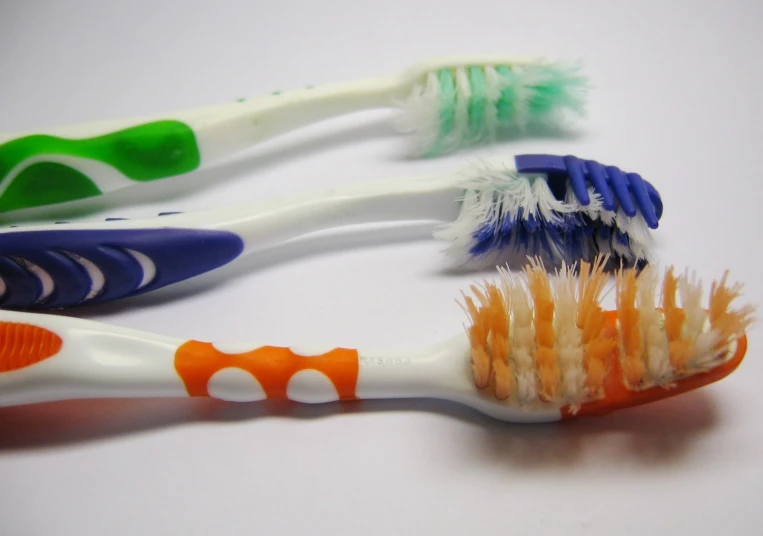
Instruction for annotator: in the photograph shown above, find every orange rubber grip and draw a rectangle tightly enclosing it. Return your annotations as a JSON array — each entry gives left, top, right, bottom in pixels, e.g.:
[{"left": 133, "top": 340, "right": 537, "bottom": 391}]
[
  {"left": 0, "top": 321, "right": 63, "bottom": 373},
  {"left": 174, "top": 341, "right": 360, "bottom": 400}
]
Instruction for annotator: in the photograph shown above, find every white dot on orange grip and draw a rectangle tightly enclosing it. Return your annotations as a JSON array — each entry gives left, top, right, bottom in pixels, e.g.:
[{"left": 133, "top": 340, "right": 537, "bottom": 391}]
[
  {"left": 286, "top": 370, "right": 339, "bottom": 403},
  {"left": 207, "top": 368, "right": 266, "bottom": 402}
]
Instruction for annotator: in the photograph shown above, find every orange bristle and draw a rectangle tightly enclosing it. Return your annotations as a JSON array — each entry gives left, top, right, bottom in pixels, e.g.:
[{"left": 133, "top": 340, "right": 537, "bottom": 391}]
[
  {"left": 663, "top": 268, "right": 685, "bottom": 343},
  {"left": 584, "top": 337, "right": 615, "bottom": 393},
  {"left": 485, "top": 282, "right": 512, "bottom": 399},
  {"left": 577, "top": 256, "right": 612, "bottom": 395},
  {"left": 616, "top": 268, "right": 644, "bottom": 387},
  {"left": 462, "top": 292, "right": 491, "bottom": 389},
  {"left": 526, "top": 263, "right": 559, "bottom": 401},
  {"left": 490, "top": 331, "right": 512, "bottom": 400},
  {"left": 661, "top": 268, "right": 692, "bottom": 372},
  {"left": 709, "top": 272, "right": 755, "bottom": 351}
]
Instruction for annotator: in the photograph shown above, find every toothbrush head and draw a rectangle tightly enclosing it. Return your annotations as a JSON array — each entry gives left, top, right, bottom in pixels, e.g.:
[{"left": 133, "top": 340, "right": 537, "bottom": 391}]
[
  {"left": 398, "top": 57, "right": 587, "bottom": 156},
  {"left": 458, "top": 256, "right": 753, "bottom": 420},
  {"left": 435, "top": 155, "right": 662, "bottom": 269}
]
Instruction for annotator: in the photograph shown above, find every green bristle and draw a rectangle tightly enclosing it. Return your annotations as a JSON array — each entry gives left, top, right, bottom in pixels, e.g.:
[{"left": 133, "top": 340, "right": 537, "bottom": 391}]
[
  {"left": 525, "top": 64, "right": 587, "bottom": 117},
  {"left": 495, "top": 65, "right": 518, "bottom": 122},
  {"left": 467, "top": 66, "right": 487, "bottom": 139},
  {"left": 437, "top": 69, "right": 457, "bottom": 141}
]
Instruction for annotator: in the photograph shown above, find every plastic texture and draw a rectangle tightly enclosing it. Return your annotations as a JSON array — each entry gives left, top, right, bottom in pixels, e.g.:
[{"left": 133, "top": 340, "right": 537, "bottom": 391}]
[
  {"left": 0, "top": 228, "right": 244, "bottom": 309},
  {"left": 514, "top": 154, "right": 663, "bottom": 229}
]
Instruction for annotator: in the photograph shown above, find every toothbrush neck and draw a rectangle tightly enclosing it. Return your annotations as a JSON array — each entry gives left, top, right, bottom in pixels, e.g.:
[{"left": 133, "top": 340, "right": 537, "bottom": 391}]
[
  {"left": 355, "top": 337, "right": 471, "bottom": 400},
  {"left": 193, "top": 75, "right": 401, "bottom": 165},
  {"left": 197, "top": 176, "right": 462, "bottom": 252}
]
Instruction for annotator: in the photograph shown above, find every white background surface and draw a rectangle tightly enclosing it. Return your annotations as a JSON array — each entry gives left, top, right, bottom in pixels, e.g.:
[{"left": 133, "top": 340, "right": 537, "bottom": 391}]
[{"left": 1, "top": 0, "right": 762, "bottom": 534}]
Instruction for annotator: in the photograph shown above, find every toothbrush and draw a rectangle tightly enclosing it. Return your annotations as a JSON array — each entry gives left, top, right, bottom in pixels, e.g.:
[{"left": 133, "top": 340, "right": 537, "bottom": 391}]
[
  {"left": 0, "top": 56, "right": 586, "bottom": 215},
  {"left": 0, "top": 258, "right": 751, "bottom": 423},
  {"left": 0, "top": 154, "right": 662, "bottom": 310}
]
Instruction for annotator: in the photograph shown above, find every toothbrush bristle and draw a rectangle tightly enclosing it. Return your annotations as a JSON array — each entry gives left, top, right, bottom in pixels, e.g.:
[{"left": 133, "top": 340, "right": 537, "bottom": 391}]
[
  {"left": 399, "top": 62, "right": 587, "bottom": 156},
  {"left": 460, "top": 256, "right": 754, "bottom": 407},
  {"left": 434, "top": 164, "right": 652, "bottom": 268},
  {"left": 616, "top": 267, "right": 645, "bottom": 387},
  {"left": 526, "top": 260, "right": 559, "bottom": 401},
  {"left": 709, "top": 272, "right": 755, "bottom": 351}
]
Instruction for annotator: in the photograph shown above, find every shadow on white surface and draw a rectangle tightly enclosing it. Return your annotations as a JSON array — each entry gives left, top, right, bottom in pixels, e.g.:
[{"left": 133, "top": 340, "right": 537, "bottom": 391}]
[{"left": 0, "top": 390, "right": 718, "bottom": 466}]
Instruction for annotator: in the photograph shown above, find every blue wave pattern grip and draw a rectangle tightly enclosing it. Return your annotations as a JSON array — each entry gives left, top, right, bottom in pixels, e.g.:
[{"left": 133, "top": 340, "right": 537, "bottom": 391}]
[{"left": 0, "top": 228, "right": 244, "bottom": 309}]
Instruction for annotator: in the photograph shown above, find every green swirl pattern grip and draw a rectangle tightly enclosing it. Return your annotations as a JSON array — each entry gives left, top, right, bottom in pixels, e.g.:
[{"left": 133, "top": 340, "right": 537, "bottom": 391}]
[{"left": 0, "top": 120, "right": 201, "bottom": 213}]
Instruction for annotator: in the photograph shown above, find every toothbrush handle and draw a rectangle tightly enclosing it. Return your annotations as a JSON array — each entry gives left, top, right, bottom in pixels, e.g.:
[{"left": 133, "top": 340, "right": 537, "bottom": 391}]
[
  {"left": 0, "top": 312, "right": 461, "bottom": 407},
  {"left": 0, "top": 177, "right": 459, "bottom": 310},
  {"left": 0, "top": 76, "right": 399, "bottom": 215},
  {"left": 0, "top": 313, "right": 365, "bottom": 407}
]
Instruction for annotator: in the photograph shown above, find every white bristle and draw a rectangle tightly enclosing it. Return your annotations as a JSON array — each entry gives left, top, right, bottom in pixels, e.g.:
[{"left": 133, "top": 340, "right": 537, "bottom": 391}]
[
  {"left": 499, "top": 267, "right": 538, "bottom": 404},
  {"left": 637, "top": 266, "right": 672, "bottom": 384},
  {"left": 691, "top": 331, "right": 721, "bottom": 369},
  {"left": 676, "top": 270, "right": 717, "bottom": 370},
  {"left": 614, "top": 208, "right": 651, "bottom": 260},
  {"left": 397, "top": 70, "right": 441, "bottom": 156},
  {"left": 553, "top": 264, "right": 585, "bottom": 399},
  {"left": 533, "top": 178, "right": 567, "bottom": 224},
  {"left": 678, "top": 271, "right": 709, "bottom": 348}
]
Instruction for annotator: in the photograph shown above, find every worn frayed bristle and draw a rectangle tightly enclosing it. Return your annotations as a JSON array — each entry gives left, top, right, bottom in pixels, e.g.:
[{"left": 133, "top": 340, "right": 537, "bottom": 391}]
[
  {"left": 461, "top": 289, "right": 491, "bottom": 389},
  {"left": 461, "top": 255, "right": 753, "bottom": 406},
  {"left": 526, "top": 260, "right": 559, "bottom": 401},
  {"left": 709, "top": 273, "right": 755, "bottom": 351},
  {"left": 398, "top": 62, "right": 587, "bottom": 156},
  {"left": 434, "top": 163, "right": 652, "bottom": 269},
  {"left": 462, "top": 256, "right": 612, "bottom": 406},
  {"left": 577, "top": 256, "right": 613, "bottom": 396}
]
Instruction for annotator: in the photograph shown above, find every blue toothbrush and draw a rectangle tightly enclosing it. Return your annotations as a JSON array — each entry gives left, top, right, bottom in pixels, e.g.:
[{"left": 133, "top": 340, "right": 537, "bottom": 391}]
[{"left": 0, "top": 154, "right": 661, "bottom": 310}]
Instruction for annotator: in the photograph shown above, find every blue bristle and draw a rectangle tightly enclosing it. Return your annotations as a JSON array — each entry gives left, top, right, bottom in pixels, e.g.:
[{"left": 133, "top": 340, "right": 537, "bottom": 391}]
[
  {"left": 536, "top": 228, "right": 554, "bottom": 258},
  {"left": 500, "top": 214, "right": 516, "bottom": 248},
  {"left": 522, "top": 212, "right": 540, "bottom": 233},
  {"left": 469, "top": 223, "right": 499, "bottom": 257},
  {"left": 615, "top": 230, "right": 630, "bottom": 247},
  {"left": 466, "top": 207, "right": 644, "bottom": 269},
  {"left": 544, "top": 223, "right": 563, "bottom": 251}
]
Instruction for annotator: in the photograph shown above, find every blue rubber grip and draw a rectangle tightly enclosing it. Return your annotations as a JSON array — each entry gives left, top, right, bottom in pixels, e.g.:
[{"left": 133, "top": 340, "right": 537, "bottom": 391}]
[
  {"left": 514, "top": 154, "right": 663, "bottom": 229},
  {"left": 0, "top": 228, "right": 244, "bottom": 310}
]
